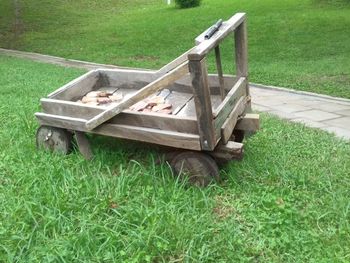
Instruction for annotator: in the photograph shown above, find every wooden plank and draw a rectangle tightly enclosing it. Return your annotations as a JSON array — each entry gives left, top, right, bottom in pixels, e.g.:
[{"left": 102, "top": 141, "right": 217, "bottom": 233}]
[
  {"left": 235, "top": 113, "right": 260, "bottom": 131},
  {"left": 209, "top": 141, "right": 244, "bottom": 161},
  {"left": 85, "top": 61, "right": 189, "bottom": 130},
  {"left": 188, "top": 13, "right": 246, "bottom": 60},
  {"left": 75, "top": 131, "right": 93, "bottom": 160},
  {"left": 176, "top": 97, "right": 196, "bottom": 117},
  {"left": 35, "top": 112, "right": 201, "bottom": 150},
  {"left": 234, "top": 18, "right": 251, "bottom": 112},
  {"left": 48, "top": 70, "right": 99, "bottom": 101},
  {"left": 213, "top": 77, "right": 247, "bottom": 132},
  {"left": 189, "top": 58, "right": 216, "bottom": 151},
  {"left": 167, "top": 91, "right": 193, "bottom": 115},
  {"left": 214, "top": 46, "right": 225, "bottom": 100},
  {"left": 100, "top": 68, "right": 156, "bottom": 87},
  {"left": 40, "top": 98, "right": 198, "bottom": 134},
  {"left": 220, "top": 96, "right": 247, "bottom": 144},
  {"left": 157, "top": 47, "right": 194, "bottom": 75},
  {"left": 235, "top": 20, "right": 248, "bottom": 79}
]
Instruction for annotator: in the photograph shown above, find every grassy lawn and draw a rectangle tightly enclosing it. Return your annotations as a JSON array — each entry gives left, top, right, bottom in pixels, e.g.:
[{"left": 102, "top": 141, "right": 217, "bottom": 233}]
[
  {"left": 0, "top": 0, "right": 350, "bottom": 98},
  {"left": 0, "top": 55, "right": 350, "bottom": 261}
]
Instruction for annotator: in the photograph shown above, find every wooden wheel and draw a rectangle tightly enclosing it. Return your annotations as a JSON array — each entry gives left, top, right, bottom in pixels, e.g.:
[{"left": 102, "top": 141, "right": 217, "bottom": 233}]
[
  {"left": 169, "top": 151, "right": 220, "bottom": 187},
  {"left": 231, "top": 129, "right": 245, "bottom": 143},
  {"left": 36, "top": 126, "right": 72, "bottom": 154}
]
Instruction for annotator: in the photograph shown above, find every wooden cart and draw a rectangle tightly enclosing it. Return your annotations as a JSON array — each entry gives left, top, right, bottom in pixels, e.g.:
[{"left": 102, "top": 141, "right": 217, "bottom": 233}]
[{"left": 35, "top": 13, "right": 259, "bottom": 186}]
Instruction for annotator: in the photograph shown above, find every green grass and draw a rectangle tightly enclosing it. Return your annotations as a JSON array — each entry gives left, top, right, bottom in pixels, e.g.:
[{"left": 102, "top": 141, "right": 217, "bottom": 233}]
[
  {"left": 1, "top": 55, "right": 350, "bottom": 261},
  {"left": 0, "top": 0, "right": 350, "bottom": 98}
]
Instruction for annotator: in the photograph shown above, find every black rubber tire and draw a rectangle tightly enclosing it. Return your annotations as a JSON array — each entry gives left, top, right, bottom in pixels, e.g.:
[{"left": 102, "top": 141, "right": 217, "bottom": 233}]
[
  {"left": 170, "top": 151, "right": 220, "bottom": 187},
  {"left": 36, "top": 126, "right": 72, "bottom": 154}
]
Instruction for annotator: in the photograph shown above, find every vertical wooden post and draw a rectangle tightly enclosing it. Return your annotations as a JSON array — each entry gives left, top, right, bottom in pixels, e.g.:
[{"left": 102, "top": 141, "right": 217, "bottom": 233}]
[
  {"left": 189, "top": 58, "right": 216, "bottom": 151},
  {"left": 234, "top": 19, "right": 251, "bottom": 111},
  {"left": 214, "top": 45, "right": 226, "bottom": 100}
]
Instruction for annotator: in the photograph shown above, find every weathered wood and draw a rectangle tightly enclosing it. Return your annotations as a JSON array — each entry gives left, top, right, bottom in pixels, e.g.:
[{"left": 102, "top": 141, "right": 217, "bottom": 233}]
[
  {"left": 213, "top": 77, "right": 247, "bottom": 135},
  {"left": 49, "top": 70, "right": 99, "bottom": 101},
  {"left": 176, "top": 97, "right": 196, "bottom": 117},
  {"left": 36, "top": 126, "right": 72, "bottom": 154},
  {"left": 214, "top": 46, "right": 225, "bottom": 100},
  {"left": 220, "top": 96, "right": 247, "bottom": 144},
  {"left": 234, "top": 21, "right": 248, "bottom": 79},
  {"left": 167, "top": 91, "right": 193, "bottom": 115},
  {"left": 35, "top": 113, "right": 201, "bottom": 150},
  {"left": 85, "top": 62, "right": 189, "bottom": 130},
  {"left": 75, "top": 131, "right": 93, "bottom": 160},
  {"left": 189, "top": 58, "right": 216, "bottom": 151},
  {"left": 100, "top": 69, "right": 156, "bottom": 87},
  {"left": 209, "top": 141, "right": 244, "bottom": 161},
  {"left": 157, "top": 47, "right": 194, "bottom": 75},
  {"left": 235, "top": 113, "right": 260, "bottom": 131},
  {"left": 40, "top": 98, "right": 198, "bottom": 134},
  {"left": 189, "top": 13, "right": 246, "bottom": 60},
  {"left": 234, "top": 18, "right": 251, "bottom": 112}
]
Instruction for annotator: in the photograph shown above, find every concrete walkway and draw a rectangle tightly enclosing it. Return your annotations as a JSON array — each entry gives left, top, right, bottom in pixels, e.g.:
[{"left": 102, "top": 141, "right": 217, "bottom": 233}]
[
  {"left": 1, "top": 48, "right": 350, "bottom": 140},
  {"left": 250, "top": 85, "right": 350, "bottom": 140}
]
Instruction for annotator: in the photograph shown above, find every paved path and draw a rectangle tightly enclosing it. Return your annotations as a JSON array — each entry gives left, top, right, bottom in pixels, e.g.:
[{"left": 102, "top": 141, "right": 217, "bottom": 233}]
[
  {"left": 250, "top": 85, "right": 350, "bottom": 140},
  {"left": 1, "top": 48, "right": 350, "bottom": 140}
]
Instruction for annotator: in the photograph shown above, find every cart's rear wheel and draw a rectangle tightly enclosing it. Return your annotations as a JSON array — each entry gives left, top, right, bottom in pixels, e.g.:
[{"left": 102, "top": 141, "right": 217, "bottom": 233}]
[
  {"left": 36, "top": 126, "right": 72, "bottom": 154},
  {"left": 169, "top": 151, "right": 220, "bottom": 187},
  {"left": 231, "top": 129, "right": 245, "bottom": 143}
]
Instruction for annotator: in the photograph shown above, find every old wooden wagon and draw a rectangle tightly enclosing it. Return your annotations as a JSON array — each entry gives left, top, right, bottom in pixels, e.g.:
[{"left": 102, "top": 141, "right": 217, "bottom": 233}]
[{"left": 35, "top": 13, "right": 259, "bottom": 186}]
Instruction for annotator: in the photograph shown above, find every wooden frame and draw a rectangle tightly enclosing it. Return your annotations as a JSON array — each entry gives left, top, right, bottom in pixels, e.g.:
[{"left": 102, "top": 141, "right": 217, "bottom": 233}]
[
  {"left": 187, "top": 12, "right": 251, "bottom": 150},
  {"left": 35, "top": 12, "right": 257, "bottom": 154}
]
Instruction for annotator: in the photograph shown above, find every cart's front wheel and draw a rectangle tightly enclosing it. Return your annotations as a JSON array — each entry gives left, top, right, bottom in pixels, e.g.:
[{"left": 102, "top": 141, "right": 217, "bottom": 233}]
[
  {"left": 36, "top": 126, "right": 72, "bottom": 154},
  {"left": 170, "top": 151, "right": 220, "bottom": 187}
]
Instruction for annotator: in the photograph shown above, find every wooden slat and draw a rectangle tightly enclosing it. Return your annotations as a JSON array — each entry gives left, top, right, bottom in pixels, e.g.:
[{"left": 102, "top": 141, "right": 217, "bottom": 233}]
[
  {"left": 209, "top": 141, "right": 244, "bottom": 161},
  {"left": 235, "top": 113, "right": 260, "bottom": 131},
  {"left": 213, "top": 77, "right": 247, "bottom": 126},
  {"left": 235, "top": 20, "right": 248, "bottom": 80},
  {"left": 167, "top": 91, "right": 193, "bottom": 115},
  {"left": 176, "top": 97, "right": 196, "bottom": 117},
  {"left": 220, "top": 96, "right": 247, "bottom": 144},
  {"left": 188, "top": 13, "right": 246, "bottom": 60},
  {"left": 75, "top": 131, "right": 93, "bottom": 160},
  {"left": 40, "top": 98, "right": 198, "bottom": 134},
  {"left": 85, "top": 61, "right": 189, "bottom": 130},
  {"left": 234, "top": 18, "right": 251, "bottom": 112},
  {"left": 214, "top": 46, "right": 225, "bottom": 100},
  {"left": 35, "top": 112, "right": 201, "bottom": 150},
  {"left": 189, "top": 58, "right": 216, "bottom": 151},
  {"left": 157, "top": 47, "right": 194, "bottom": 75},
  {"left": 48, "top": 70, "right": 99, "bottom": 101}
]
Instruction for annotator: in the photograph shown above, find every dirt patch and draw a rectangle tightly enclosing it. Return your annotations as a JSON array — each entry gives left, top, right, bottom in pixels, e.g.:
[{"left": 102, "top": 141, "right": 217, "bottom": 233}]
[{"left": 213, "top": 195, "right": 239, "bottom": 220}]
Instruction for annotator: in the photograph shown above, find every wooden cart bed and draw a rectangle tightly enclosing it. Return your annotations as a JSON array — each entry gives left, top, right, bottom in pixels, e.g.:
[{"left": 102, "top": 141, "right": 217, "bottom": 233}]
[{"left": 35, "top": 12, "right": 258, "bottom": 152}]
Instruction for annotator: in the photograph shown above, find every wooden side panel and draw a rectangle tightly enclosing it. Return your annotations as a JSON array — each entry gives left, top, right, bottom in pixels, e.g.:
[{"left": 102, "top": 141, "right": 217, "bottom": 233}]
[
  {"left": 214, "top": 77, "right": 247, "bottom": 125},
  {"left": 35, "top": 113, "right": 201, "bottom": 151},
  {"left": 220, "top": 96, "right": 247, "bottom": 144},
  {"left": 189, "top": 58, "right": 216, "bottom": 151},
  {"left": 48, "top": 70, "right": 99, "bottom": 101},
  {"left": 40, "top": 98, "right": 198, "bottom": 134}
]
